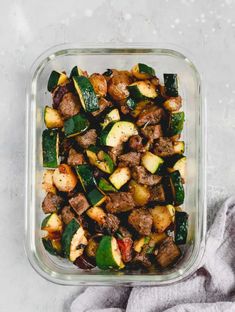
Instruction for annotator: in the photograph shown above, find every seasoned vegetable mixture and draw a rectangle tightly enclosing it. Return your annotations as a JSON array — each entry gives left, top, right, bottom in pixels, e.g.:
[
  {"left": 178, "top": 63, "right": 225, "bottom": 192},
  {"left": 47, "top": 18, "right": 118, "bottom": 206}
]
[{"left": 41, "top": 63, "right": 188, "bottom": 271}]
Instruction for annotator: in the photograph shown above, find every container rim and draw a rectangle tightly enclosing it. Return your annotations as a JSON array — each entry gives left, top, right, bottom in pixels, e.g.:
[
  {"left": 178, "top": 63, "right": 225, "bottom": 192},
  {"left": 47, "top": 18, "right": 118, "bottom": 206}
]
[{"left": 25, "top": 43, "right": 207, "bottom": 286}]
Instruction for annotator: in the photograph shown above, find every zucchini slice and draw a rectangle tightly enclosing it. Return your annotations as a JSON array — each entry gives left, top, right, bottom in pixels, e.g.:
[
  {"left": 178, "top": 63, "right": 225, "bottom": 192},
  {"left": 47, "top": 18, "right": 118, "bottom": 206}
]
[
  {"left": 130, "top": 100, "right": 149, "bottom": 118},
  {"left": 87, "top": 206, "right": 107, "bottom": 225},
  {"left": 70, "top": 66, "right": 85, "bottom": 78},
  {"left": 168, "top": 112, "right": 185, "bottom": 136},
  {"left": 87, "top": 188, "right": 107, "bottom": 206},
  {"left": 167, "top": 156, "right": 186, "bottom": 182},
  {"left": 125, "top": 97, "right": 137, "bottom": 110},
  {"left": 141, "top": 151, "right": 164, "bottom": 174},
  {"left": 98, "top": 178, "right": 118, "bottom": 193},
  {"left": 96, "top": 236, "right": 124, "bottom": 270},
  {"left": 164, "top": 73, "right": 178, "bottom": 97},
  {"left": 64, "top": 114, "right": 90, "bottom": 138},
  {"left": 175, "top": 211, "right": 188, "bottom": 244},
  {"left": 41, "top": 213, "right": 63, "bottom": 233},
  {"left": 73, "top": 76, "right": 99, "bottom": 112},
  {"left": 169, "top": 170, "right": 185, "bottom": 206},
  {"left": 42, "top": 129, "right": 59, "bottom": 168},
  {"left": 61, "top": 219, "right": 87, "bottom": 262},
  {"left": 42, "top": 238, "right": 62, "bottom": 256},
  {"left": 100, "top": 121, "right": 138, "bottom": 147},
  {"left": 86, "top": 145, "right": 114, "bottom": 174},
  {"left": 47, "top": 70, "right": 68, "bottom": 92},
  {"left": 128, "top": 81, "right": 157, "bottom": 100},
  {"left": 131, "top": 63, "right": 156, "bottom": 80},
  {"left": 101, "top": 108, "right": 120, "bottom": 129},
  {"left": 44, "top": 106, "right": 64, "bottom": 129},
  {"left": 75, "top": 164, "right": 97, "bottom": 192},
  {"left": 109, "top": 167, "right": 131, "bottom": 190}
]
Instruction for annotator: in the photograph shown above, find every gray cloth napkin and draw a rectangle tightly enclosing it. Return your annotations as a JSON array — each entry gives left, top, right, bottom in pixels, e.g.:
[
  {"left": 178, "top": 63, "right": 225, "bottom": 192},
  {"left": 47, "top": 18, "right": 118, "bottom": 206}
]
[{"left": 71, "top": 197, "right": 235, "bottom": 312}]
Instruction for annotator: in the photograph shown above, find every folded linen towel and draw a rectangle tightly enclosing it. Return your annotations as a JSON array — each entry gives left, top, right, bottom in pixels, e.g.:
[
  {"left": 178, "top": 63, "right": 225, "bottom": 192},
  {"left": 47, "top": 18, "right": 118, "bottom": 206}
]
[{"left": 71, "top": 197, "right": 235, "bottom": 312}]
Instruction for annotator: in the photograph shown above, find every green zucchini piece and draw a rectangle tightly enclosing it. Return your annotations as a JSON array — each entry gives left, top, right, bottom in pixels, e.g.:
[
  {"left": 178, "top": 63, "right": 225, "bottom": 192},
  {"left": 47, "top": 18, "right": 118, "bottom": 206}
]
[
  {"left": 100, "top": 121, "right": 138, "bottom": 147},
  {"left": 87, "top": 188, "right": 106, "bottom": 206},
  {"left": 141, "top": 151, "right": 164, "bottom": 174},
  {"left": 168, "top": 156, "right": 186, "bottom": 182},
  {"left": 86, "top": 145, "right": 114, "bottom": 174},
  {"left": 125, "top": 97, "right": 137, "bottom": 110},
  {"left": 47, "top": 70, "right": 68, "bottom": 92},
  {"left": 164, "top": 73, "right": 178, "bottom": 97},
  {"left": 128, "top": 81, "right": 157, "bottom": 100},
  {"left": 42, "top": 238, "right": 62, "bottom": 256},
  {"left": 98, "top": 178, "right": 117, "bottom": 193},
  {"left": 175, "top": 211, "right": 188, "bottom": 244},
  {"left": 73, "top": 76, "right": 99, "bottom": 112},
  {"left": 42, "top": 129, "right": 59, "bottom": 168},
  {"left": 169, "top": 170, "right": 185, "bottom": 206},
  {"left": 61, "top": 219, "right": 87, "bottom": 262},
  {"left": 75, "top": 164, "right": 97, "bottom": 192},
  {"left": 41, "top": 213, "right": 63, "bottom": 232},
  {"left": 132, "top": 63, "right": 156, "bottom": 80},
  {"left": 109, "top": 167, "right": 131, "bottom": 190},
  {"left": 64, "top": 114, "right": 90, "bottom": 138},
  {"left": 168, "top": 112, "right": 185, "bottom": 136},
  {"left": 44, "top": 106, "right": 64, "bottom": 129},
  {"left": 70, "top": 66, "right": 84, "bottom": 78},
  {"left": 96, "top": 236, "right": 124, "bottom": 270},
  {"left": 101, "top": 108, "right": 120, "bottom": 129}
]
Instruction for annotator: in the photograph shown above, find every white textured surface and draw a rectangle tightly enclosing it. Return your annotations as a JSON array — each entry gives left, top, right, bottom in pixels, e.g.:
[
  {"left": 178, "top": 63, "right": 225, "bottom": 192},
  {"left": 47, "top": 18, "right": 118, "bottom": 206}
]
[{"left": 0, "top": 0, "right": 234, "bottom": 311}]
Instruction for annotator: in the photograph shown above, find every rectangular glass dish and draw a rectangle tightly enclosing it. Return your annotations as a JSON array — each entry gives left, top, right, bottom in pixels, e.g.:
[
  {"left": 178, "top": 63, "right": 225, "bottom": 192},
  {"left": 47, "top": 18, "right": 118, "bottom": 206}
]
[{"left": 25, "top": 44, "right": 206, "bottom": 286}]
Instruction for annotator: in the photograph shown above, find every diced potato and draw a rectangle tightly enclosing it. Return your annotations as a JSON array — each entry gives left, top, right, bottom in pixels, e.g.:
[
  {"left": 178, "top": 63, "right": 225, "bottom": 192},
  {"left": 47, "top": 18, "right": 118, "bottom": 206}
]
[
  {"left": 52, "top": 164, "right": 77, "bottom": 192},
  {"left": 150, "top": 206, "right": 172, "bottom": 233},
  {"left": 86, "top": 206, "right": 106, "bottom": 225},
  {"left": 133, "top": 236, "right": 150, "bottom": 253},
  {"left": 149, "top": 232, "right": 167, "bottom": 247},
  {"left": 42, "top": 170, "right": 56, "bottom": 194},
  {"left": 129, "top": 180, "right": 150, "bottom": 206}
]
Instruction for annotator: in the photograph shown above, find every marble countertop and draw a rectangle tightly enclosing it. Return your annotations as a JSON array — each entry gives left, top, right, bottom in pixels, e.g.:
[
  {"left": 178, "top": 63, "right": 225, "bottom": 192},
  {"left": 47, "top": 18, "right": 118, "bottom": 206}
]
[{"left": 0, "top": 0, "right": 234, "bottom": 311}]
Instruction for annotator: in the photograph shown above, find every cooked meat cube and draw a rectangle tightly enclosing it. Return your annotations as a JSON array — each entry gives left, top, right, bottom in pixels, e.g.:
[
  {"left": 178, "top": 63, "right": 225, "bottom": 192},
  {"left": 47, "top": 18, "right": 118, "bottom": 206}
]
[
  {"left": 105, "top": 192, "right": 135, "bottom": 213},
  {"left": 91, "top": 97, "right": 112, "bottom": 117},
  {"left": 156, "top": 237, "right": 181, "bottom": 268},
  {"left": 67, "top": 148, "right": 85, "bottom": 166},
  {"left": 118, "top": 226, "right": 132, "bottom": 238},
  {"left": 61, "top": 205, "right": 75, "bottom": 224},
  {"left": 58, "top": 92, "right": 80, "bottom": 120},
  {"left": 108, "top": 71, "right": 132, "bottom": 101},
  {"left": 69, "top": 193, "right": 90, "bottom": 215},
  {"left": 128, "top": 135, "right": 144, "bottom": 152},
  {"left": 117, "top": 237, "right": 133, "bottom": 263},
  {"left": 137, "top": 106, "right": 164, "bottom": 127},
  {"left": 52, "top": 83, "right": 73, "bottom": 109},
  {"left": 59, "top": 138, "right": 74, "bottom": 157},
  {"left": 128, "top": 208, "right": 153, "bottom": 236},
  {"left": 120, "top": 103, "right": 130, "bottom": 115},
  {"left": 108, "top": 144, "right": 123, "bottom": 164},
  {"left": 42, "top": 192, "right": 63, "bottom": 214},
  {"left": 118, "top": 152, "right": 141, "bottom": 167},
  {"left": 141, "top": 124, "right": 163, "bottom": 141},
  {"left": 132, "top": 166, "right": 162, "bottom": 186},
  {"left": 133, "top": 251, "right": 151, "bottom": 268},
  {"left": 89, "top": 73, "right": 107, "bottom": 97},
  {"left": 154, "top": 137, "right": 176, "bottom": 157},
  {"left": 149, "top": 184, "right": 166, "bottom": 202},
  {"left": 75, "top": 129, "right": 97, "bottom": 149},
  {"left": 103, "top": 213, "right": 120, "bottom": 234}
]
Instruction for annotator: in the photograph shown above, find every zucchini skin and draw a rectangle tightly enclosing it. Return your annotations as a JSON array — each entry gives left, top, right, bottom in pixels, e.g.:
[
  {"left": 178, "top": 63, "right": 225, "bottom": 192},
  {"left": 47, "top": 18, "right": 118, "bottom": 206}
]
[
  {"left": 61, "top": 219, "right": 80, "bottom": 258},
  {"left": 70, "top": 66, "right": 83, "bottom": 78},
  {"left": 175, "top": 211, "right": 188, "bottom": 244},
  {"left": 126, "top": 97, "right": 137, "bottom": 110},
  {"left": 164, "top": 74, "right": 178, "bottom": 97},
  {"left": 87, "top": 188, "right": 106, "bottom": 206},
  {"left": 138, "top": 63, "right": 155, "bottom": 77},
  {"left": 98, "top": 178, "right": 117, "bottom": 193},
  {"left": 168, "top": 112, "right": 185, "bottom": 136},
  {"left": 169, "top": 170, "right": 185, "bottom": 205},
  {"left": 64, "top": 114, "right": 90, "bottom": 138},
  {"left": 42, "top": 129, "right": 58, "bottom": 168},
  {"left": 47, "top": 71, "right": 68, "bottom": 92},
  {"left": 73, "top": 76, "right": 99, "bottom": 112},
  {"left": 75, "top": 164, "right": 97, "bottom": 192}
]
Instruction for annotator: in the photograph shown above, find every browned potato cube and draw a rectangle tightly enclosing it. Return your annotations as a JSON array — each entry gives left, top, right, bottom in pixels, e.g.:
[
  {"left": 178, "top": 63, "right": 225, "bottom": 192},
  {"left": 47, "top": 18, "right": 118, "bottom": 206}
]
[{"left": 150, "top": 206, "right": 172, "bottom": 233}]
